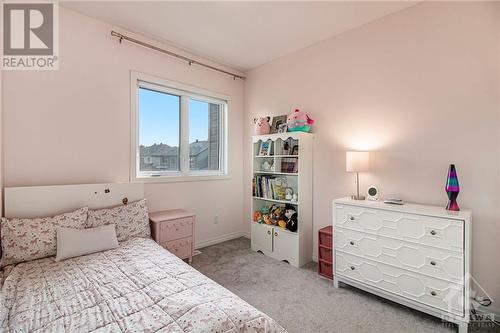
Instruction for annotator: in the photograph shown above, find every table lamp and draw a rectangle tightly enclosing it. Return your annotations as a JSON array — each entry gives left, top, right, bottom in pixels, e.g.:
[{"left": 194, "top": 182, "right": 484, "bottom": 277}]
[{"left": 346, "top": 151, "right": 369, "bottom": 200}]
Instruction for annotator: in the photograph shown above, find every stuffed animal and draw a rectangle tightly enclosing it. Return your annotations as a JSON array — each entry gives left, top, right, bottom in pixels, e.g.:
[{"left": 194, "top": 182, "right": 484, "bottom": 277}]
[
  {"left": 253, "top": 211, "right": 262, "bottom": 223},
  {"left": 278, "top": 220, "right": 287, "bottom": 229},
  {"left": 254, "top": 117, "right": 271, "bottom": 135},
  {"left": 286, "top": 109, "right": 314, "bottom": 133},
  {"left": 263, "top": 213, "right": 272, "bottom": 225},
  {"left": 262, "top": 161, "right": 272, "bottom": 171},
  {"left": 270, "top": 205, "right": 285, "bottom": 225},
  {"left": 284, "top": 205, "right": 298, "bottom": 232}
]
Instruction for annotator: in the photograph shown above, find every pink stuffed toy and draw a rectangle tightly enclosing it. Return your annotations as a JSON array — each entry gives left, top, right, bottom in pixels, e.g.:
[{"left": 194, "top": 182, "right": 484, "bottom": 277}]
[
  {"left": 286, "top": 109, "right": 314, "bottom": 132},
  {"left": 254, "top": 117, "right": 271, "bottom": 135}
]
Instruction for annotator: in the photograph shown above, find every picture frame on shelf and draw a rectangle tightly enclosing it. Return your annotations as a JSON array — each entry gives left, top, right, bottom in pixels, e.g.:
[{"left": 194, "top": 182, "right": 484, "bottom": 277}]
[
  {"left": 277, "top": 123, "right": 288, "bottom": 133},
  {"left": 259, "top": 140, "right": 272, "bottom": 156},
  {"left": 270, "top": 115, "right": 288, "bottom": 134}
]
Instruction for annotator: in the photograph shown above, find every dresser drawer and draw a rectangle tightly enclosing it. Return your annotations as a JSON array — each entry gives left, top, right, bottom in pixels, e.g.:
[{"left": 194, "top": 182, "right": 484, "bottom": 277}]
[
  {"left": 335, "top": 204, "right": 464, "bottom": 252},
  {"left": 160, "top": 217, "right": 194, "bottom": 243},
  {"left": 335, "top": 227, "right": 464, "bottom": 284},
  {"left": 335, "top": 252, "right": 464, "bottom": 316},
  {"left": 162, "top": 237, "right": 193, "bottom": 260}
]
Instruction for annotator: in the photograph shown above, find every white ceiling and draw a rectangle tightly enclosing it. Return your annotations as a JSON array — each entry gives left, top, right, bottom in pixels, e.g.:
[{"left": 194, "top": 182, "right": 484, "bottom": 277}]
[{"left": 62, "top": 1, "right": 418, "bottom": 71}]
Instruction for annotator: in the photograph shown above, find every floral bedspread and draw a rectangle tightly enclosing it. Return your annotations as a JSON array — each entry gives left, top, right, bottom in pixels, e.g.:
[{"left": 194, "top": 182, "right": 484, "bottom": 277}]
[{"left": 0, "top": 238, "right": 286, "bottom": 333}]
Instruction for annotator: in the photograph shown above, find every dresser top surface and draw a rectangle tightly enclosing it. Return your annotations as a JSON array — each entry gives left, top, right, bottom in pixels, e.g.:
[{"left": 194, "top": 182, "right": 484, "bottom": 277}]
[
  {"left": 149, "top": 209, "right": 195, "bottom": 222},
  {"left": 333, "top": 197, "right": 471, "bottom": 220}
]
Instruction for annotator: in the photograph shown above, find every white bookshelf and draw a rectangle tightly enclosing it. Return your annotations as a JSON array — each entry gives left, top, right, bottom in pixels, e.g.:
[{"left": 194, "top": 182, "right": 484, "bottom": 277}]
[{"left": 250, "top": 132, "right": 313, "bottom": 267}]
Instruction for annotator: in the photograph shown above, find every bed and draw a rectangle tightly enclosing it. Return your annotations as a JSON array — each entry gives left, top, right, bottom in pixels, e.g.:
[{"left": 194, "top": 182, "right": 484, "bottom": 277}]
[{"left": 0, "top": 183, "right": 286, "bottom": 333}]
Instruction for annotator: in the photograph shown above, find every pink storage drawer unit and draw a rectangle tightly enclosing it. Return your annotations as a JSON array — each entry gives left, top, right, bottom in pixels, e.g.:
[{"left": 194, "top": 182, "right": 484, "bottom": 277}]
[
  {"left": 319, "top": 246, "right": 332, "bottom": 260},
  {"left": 319, "top": 260, "right": 333, "bottom": 279},
  {"left": 318, "top": 228, "right": 333, "bottom": 248},
  {"left": 318, "top": 226, "right": 333, "bottom": 280}
]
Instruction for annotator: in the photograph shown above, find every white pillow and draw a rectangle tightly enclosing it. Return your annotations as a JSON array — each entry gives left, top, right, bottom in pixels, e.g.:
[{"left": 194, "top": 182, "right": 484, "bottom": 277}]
[{"left": 55, "top": 225, "right": 119, "bottom": 261}]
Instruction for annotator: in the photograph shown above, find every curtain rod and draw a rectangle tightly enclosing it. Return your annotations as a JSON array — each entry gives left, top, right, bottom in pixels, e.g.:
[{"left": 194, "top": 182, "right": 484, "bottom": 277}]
[{"left": 110, "top": 31, "right": 245, "bottom": 80}]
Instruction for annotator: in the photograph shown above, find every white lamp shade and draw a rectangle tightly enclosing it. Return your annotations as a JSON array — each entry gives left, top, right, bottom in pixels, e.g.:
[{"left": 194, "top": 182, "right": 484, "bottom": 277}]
[{"left": 346, "top": 151, "right": 369, "bottom": 172}]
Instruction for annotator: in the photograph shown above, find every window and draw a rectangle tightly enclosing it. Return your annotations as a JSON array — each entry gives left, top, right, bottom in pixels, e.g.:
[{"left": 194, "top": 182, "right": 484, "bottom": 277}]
[
  {"left": 132, "top": 72, "right": 228, "bottom": 181},
  {"left": 138, "top": 88, "right": 180, "bottom": 172},
  {"left": 189, "top": 99, "right": 221, "bottom": 171}
]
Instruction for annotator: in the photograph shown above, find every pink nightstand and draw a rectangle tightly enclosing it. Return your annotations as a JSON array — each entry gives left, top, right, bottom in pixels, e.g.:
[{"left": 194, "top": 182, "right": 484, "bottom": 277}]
[{"left": 149, "top": 209, "right": 196, "bottom": 264}]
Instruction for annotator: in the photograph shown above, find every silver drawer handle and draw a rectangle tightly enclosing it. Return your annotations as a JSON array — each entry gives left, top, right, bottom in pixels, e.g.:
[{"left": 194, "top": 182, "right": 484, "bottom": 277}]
[
  {"left": 350, "top": 266, "right": 355, "bottom": 270},
  {"left": 430, "top": 261, "right": 436, "bottom": 266},
  {"left": 430, "top": 291, "right": 437, "bottom": 296},
  {"left": 267, "top": 230, "right": 271, "bottom": 235},
  {"left": 430, "top": 230, "right": 437, "bottom": 236},
  {"left": 274, "top": 232, "right": 278, "bottom": 237}
]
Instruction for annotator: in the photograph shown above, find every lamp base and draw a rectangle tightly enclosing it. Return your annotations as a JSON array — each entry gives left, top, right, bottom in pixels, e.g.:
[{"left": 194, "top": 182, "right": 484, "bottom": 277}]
[{"left": 351, "top": 195, "right": 366, "bottom": 200}]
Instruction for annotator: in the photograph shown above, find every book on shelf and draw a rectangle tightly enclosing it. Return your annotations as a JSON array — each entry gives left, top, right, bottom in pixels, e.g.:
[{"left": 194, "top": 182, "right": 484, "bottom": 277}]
[
  {"left": 253, "top": 175, "right": 283, "bottom": 200},
  {"left": 252, "top": 177, "right": 257, "bottom": 197},
  {"left": 280, "top": 158, "right": 298, "bottom": 173}
]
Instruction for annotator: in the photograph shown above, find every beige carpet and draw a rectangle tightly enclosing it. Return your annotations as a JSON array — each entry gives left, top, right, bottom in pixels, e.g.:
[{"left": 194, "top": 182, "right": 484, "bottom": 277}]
[{"left": 192, "top": 237, "right": 499, "bottom": 333}]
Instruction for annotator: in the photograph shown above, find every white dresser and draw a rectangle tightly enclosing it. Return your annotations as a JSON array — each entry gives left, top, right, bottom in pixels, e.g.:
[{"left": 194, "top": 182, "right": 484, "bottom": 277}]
[{"left": 333, "top": 198, "right": 471, "bottom": 333}]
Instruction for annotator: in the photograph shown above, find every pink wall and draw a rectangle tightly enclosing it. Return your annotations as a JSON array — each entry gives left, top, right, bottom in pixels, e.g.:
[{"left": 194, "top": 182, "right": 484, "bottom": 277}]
[
  {"left": 244, "top": 2, "right": 500, "bottom": 304},
  {"left": 0, "top": 69, "right": 2, "bottom": 216},
  {"left": 2, "top": 8, "right": 246, "bottom": 247}
]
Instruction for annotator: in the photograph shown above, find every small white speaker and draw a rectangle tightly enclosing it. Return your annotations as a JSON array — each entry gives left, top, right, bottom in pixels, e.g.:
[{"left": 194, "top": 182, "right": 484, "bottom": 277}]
[{"left": 367, "top": 186, "right": 379, "bottom": 201}]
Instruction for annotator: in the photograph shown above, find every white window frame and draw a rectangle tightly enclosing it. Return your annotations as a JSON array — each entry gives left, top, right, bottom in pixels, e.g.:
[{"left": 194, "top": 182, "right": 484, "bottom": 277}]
[{"left": 130, "top": 71, "right": 229, "bottom": 182}]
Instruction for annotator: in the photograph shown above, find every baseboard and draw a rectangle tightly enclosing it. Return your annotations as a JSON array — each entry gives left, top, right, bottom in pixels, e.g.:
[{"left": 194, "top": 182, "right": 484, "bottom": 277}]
[
  {"left": 242, "top": 231, "right": 251, "bottom": 239},
  {"left": 195, "top": 231, "right": 247, "bottom": 249},
  {"left": 475, "top": 303, "right": 500, "bottom": 322}
]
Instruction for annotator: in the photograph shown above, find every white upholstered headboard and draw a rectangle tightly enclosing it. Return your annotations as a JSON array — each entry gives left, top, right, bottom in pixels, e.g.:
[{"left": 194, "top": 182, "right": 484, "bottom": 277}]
[{"left": 4, "top": 182, "right": 144, "bottom": 218}]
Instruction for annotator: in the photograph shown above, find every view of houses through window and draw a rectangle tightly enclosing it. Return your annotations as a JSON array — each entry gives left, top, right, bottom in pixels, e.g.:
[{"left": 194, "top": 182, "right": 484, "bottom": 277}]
[
  {"left": 139, "top": 88, "right": 180, "bottom": 172},
  {"left": 188, "top": 99, "right": 221, "bottom": 171},
  {"left": 138, "top": 85, "right": 223, "bottom": 177}
]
